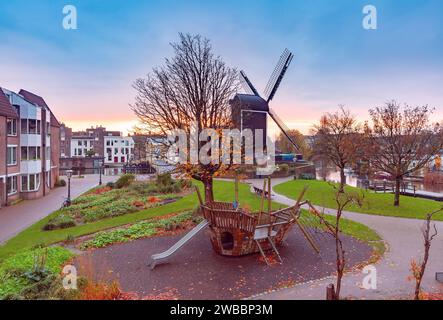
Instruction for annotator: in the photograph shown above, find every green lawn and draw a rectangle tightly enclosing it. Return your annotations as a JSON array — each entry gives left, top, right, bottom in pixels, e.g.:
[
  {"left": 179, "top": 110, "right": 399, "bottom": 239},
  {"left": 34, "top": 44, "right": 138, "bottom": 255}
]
[
  {"left": 274, "top": 179, "right": 443, "bottom": 221},
  {"left": 0, "top": 180, "right": 283, "bottom": 261},
  {"left": 0, "top": 179, "right": 385, "bottom": 263}
]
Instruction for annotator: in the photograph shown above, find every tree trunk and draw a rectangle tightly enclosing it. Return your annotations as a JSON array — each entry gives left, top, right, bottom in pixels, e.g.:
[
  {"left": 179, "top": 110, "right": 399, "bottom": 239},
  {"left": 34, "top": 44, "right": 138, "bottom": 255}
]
[
  {"left": 394, "top": 177, "right": 401, "bottom": 207},
  {"left": 203, "top": 176, "right": 214, "bottom": 204},
  {"left": 339, "top": 167, "right": 346, "bottom": 193}
]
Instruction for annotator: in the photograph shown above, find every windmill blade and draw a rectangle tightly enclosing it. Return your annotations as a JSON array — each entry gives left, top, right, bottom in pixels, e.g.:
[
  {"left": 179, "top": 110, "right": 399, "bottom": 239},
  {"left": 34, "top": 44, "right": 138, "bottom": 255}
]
[
  {"left": 268, "top": 107, "right": 300, "bottom": 151},
  {"left": 264, "top": 49, "right": 294, "bottom": 103},
  {"left": 239, "top": 70, "right": 259, "bottom": 96}
]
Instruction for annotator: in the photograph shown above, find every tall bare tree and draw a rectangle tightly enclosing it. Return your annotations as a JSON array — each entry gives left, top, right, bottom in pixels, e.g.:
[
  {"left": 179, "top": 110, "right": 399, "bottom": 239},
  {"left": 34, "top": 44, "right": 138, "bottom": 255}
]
[
  {"left": 364, "top": 101, "right": 443, "bottom": 206},
  {"left": 313, "top": 106, "right": 361, "bottom": 192},
  {"left": 131, "top": 33, "right": 239, "bottom": 202}
]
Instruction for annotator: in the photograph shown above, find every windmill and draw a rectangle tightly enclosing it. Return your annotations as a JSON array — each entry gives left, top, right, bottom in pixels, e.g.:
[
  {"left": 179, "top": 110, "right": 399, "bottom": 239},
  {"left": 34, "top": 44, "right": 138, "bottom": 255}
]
[{"left": 231, "top": 49, "right": 300, "bottom": 155}]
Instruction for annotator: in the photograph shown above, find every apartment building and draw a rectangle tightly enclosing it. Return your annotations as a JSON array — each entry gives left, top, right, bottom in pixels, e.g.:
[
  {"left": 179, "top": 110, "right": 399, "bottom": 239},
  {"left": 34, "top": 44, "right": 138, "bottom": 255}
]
[
  {"left": 104, "top": 135, "right": 134, "bottom": 165},
  {"left": 0, "top": 87, "right": 60, "bottom": 207},
  {"left": 59, "top": 125, "right": 134, "bottom": 169}
]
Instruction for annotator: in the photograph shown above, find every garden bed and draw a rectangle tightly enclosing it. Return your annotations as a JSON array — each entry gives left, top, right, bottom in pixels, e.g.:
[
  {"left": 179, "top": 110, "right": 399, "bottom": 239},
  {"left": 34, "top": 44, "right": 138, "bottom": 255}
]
[
  {"left": 43, "top": 174, "right": 193, "bottom": 230},
  {"left": 66, "top": 211, "right": 201, "bottom": 250}
]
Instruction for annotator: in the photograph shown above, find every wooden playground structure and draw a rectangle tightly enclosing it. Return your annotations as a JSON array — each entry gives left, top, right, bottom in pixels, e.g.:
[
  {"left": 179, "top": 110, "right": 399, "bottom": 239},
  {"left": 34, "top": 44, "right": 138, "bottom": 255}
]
[
  {"left": 196, "top": 177, "right": 326, "bottom": 266},
  {"left": 149, "top": 176, "right": 329, "bottom": 269}
]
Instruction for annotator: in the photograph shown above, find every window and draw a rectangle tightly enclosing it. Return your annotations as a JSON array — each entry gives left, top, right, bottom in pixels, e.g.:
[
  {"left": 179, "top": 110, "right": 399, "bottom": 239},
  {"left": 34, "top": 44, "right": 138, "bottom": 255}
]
[
  {"left": 21, "top": 147, "right": 40, "bottom": 160},
  {"left": 21, "top": 119, "right": 28, "bottom": 134},
  {"left": 114, "top": 148, "right": 118, "bottom": 155},
  {"left": 21, "top": 147, "right": 28, "bottom": 160},
  {"left": 7, "top": 118, "right": 17, "bottom": 136},
  {"left": 21, "top": 174, "right": 40, "bottom": 192},
  {"left": 30, "top": 147, "right": 38, "bottom": 160},
  {"left": 36, "top": 120, "right": 41, "bottom": 134},
  {"left": 28, "top": 119, "right": 37, "bottom": 134},
  {"left": 7, "top": 176, "right": 18, "bottom": 195},
  {"left": 7, "top": 146, "right": 17, "bottom": 165},
  {"left": 78, "top": 140, "right": 82, "bottom": 146}
]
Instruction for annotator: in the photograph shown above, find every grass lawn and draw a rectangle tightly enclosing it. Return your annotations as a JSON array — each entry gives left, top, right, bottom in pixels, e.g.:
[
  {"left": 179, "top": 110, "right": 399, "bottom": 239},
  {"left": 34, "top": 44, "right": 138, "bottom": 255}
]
[
  {"left": 0, "top": 180, "right": 283, "bottom": 261},
  {"left": 274, "top": 179, "right": 443, "bottom": 221}
]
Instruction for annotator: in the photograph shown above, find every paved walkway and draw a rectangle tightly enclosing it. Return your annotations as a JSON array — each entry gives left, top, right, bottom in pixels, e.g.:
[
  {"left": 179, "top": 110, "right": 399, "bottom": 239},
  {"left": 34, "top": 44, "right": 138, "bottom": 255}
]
[
  {"left": 246, "top": 177, "right": 443, "bottom": 299},
  {"left": 0, "top": 174, "right": 116, "bottom": 244}
]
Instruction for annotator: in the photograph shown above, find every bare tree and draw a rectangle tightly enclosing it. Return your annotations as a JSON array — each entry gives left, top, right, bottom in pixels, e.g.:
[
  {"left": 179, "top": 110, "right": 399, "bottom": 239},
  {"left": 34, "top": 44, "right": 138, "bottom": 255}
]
[
  {"left": 275, "top": 129, "right": 312, "bottom": 159},
  {"left": 131, "top": 33, "right": 239, "bottom": 202},
  {"left": 364, "top": 101, "right": 443, "bottom": 206},
  {"left": 313, "top": 106, "right": 361, "bottom": 192},
  {"left": 410, "top": 208, "right": 442, "bottom": 300},
  {"left": 307, "top": 186, "right": 364, "bottom": 300}
]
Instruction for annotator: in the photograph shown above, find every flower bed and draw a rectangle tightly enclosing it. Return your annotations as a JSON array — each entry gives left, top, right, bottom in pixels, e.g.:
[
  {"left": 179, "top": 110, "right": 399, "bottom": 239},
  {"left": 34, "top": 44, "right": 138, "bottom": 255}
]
[
  {"left": 79, "top": 211, "right": 199, "bottom": 250},
  {"left": 43, "top": 176, "right": 193, "bottom": 230}
]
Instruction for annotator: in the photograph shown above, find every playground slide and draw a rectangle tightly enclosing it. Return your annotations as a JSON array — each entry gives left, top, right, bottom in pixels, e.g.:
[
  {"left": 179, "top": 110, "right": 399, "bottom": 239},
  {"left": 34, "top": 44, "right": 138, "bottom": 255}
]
[{"left": 148, "top": 219, "right": 209, "bottom": 270}]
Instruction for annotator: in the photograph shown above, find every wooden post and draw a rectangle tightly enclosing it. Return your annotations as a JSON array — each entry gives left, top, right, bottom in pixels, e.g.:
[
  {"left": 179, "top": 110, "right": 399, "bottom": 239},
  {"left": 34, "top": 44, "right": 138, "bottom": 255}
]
[
  {"left": 267, "top": 176, "right": 273, "bottom": 236},
  {"left": 195, "top": 186, "right": 204, "bottom": 206},
  {"left": 258, "top": 179, "right": 267, "bottom": 224},
  {"left": 234, "top": 174, "right": 239, "bottom": 204},
  {"left": 326, "top": 284, "right": 336, "bottom": 300},
  {"left": 267, "top": 176, "right": 272, "bottom": 214}
]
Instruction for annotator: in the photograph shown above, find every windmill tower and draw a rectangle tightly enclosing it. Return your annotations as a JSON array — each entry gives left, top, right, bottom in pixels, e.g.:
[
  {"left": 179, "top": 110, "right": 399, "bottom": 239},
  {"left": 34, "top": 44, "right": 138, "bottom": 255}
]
[{"left": 230, "top": 49, "right": 299, "bottom": 155}]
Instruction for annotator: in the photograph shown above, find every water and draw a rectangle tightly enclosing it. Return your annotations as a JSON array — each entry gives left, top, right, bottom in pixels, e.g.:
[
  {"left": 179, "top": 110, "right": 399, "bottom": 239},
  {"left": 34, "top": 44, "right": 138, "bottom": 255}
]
[{"left": 318, "top": 169, "right": 443, "bottom": 194}]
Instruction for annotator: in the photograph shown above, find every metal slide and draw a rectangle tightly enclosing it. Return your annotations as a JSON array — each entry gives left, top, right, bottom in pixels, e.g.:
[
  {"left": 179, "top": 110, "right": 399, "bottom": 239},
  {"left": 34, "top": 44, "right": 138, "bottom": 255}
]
[
  {"left": 148, "top": 220, "right": 209, "bottom": 270},
  {"left": 268, "top": 107, "right": 300, "bottom": 151}
]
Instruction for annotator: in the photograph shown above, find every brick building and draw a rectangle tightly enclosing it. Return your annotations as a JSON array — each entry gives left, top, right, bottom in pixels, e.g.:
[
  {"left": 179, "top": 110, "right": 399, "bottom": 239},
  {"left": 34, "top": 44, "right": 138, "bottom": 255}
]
[
  {"left": 59, "top": 125, "right": 134, "bottom": 171},
  {"left": 0, "top": 87, "right": 60, "bottom": 207}
]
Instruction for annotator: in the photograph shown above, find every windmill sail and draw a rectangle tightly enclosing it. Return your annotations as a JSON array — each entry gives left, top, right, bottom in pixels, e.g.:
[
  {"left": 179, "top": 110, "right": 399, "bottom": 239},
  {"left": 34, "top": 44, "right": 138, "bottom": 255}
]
[
  {"left": 239, "top": 71, "right": 259, "bottom": 96},
  {"left": 264, "top": 49, "right": 294, "bottom": 103},
  {"left": 268, "top": 107, "right": 300, "bottom": 151}
]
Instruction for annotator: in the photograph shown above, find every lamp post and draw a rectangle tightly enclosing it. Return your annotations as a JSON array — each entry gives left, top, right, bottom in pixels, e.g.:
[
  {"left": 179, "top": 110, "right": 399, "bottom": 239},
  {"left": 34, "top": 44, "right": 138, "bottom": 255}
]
[
  {"left": 99, "top": 158, "right": 103, "bottom": 185},
  {"left": 66, "top": 169, "right": 73, "bottom": 206}
]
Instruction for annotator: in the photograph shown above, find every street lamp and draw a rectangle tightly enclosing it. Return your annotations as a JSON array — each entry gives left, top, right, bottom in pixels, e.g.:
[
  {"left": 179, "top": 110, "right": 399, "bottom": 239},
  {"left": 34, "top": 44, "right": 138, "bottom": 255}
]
[
  {"left": 99, "top": 158, "right": 104, "bottom": 185},
  {"left": 66, "top": 169, "right": 73, "bottom": 206}
]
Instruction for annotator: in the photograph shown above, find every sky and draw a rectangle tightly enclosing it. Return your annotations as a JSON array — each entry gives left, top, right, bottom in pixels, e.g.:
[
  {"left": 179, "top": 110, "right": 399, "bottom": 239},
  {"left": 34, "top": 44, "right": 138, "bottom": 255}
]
[{"left": 1, "top": 0, "right": 442, "bottom": 136}]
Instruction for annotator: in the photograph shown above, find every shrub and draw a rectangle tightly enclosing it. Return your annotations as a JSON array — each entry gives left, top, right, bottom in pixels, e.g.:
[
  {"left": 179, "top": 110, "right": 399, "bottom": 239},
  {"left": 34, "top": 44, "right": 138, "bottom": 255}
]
[
  {"left": 115, "top": 174, "right": 135, "bottom": 189},
  {"left": 106, "top": 182, "right": 115, "bottom": 189},
  {"left": 55, "top": 178, "right": 66, "bottom": 187},
  {"left": 0, "top": 247, "right": 73, "bottom": 299},
  {"left": 299, "top": 173, "right": 316, "bottom": 180},
  {"left": 156, "top": 173, "right": 173, "bottom": 186},
  {"left": 43, "top": 215, "right": 76, "bottom": 231},
  {"left": 279, "top": 164, "right": 289, "bottom": 174}
]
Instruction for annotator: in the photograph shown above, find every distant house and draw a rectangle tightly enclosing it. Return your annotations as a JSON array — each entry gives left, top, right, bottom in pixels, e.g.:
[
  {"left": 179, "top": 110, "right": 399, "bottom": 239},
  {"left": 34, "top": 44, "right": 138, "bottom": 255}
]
[
  {"left": 0, "top": 87, "right": 60, "bottom": 207},
  {"left": 59, "top": 125, "right": 135, "bottom": 172}
]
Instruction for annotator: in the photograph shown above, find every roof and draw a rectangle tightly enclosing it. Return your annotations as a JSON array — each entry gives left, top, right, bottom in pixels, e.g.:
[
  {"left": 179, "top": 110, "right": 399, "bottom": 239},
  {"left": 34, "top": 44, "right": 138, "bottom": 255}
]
[
  {"left": 231, "top": 94, "right": 269, "bottom": 112},
  {"left": 19, "top": 89, "right": 48, "bottom": 107},
  {"left": 0, "top": 89, "right": 18, "bottom": 118},
  {"left": 19, "top": 89, "right": 61, "bottom": 127}
]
